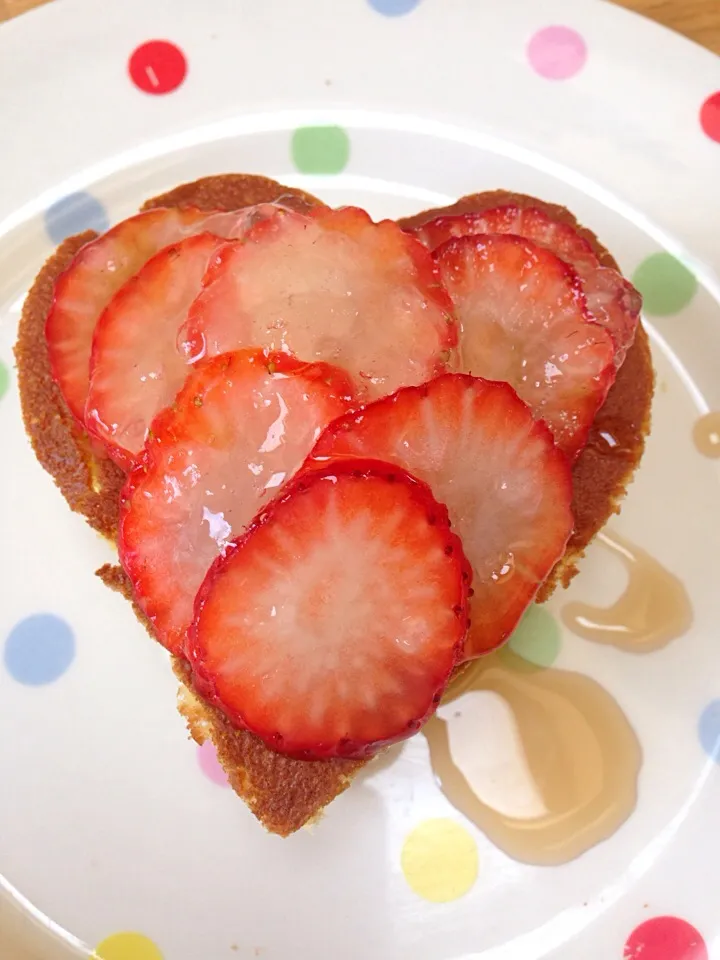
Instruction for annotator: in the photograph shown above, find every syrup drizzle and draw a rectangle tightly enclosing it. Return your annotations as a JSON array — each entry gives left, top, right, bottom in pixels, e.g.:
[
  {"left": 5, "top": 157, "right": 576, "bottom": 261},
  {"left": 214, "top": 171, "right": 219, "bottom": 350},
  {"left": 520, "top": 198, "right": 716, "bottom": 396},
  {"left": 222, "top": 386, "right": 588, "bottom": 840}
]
[{"left": 561, "top": 530, "right": 693, "bottom": 653}]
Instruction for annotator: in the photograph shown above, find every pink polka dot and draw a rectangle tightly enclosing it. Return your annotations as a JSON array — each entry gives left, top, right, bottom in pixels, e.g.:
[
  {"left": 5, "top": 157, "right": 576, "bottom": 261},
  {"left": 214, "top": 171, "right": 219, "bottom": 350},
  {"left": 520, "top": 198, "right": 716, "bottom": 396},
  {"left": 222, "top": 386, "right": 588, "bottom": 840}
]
[
  {"left": 700, "top": 92, "right": 720, "bottom": 143},
  {"left": 624, "top": 916, "right": 708, "bottom": 960},
  {"left": 197, "top": 741, "right": 229, "bottom": 787},
  {"left": 128, "top": 41, "right": 187, "bottom": 95},
  {"left": 527, "top": 26, "right": 587, "bottom": 80}
]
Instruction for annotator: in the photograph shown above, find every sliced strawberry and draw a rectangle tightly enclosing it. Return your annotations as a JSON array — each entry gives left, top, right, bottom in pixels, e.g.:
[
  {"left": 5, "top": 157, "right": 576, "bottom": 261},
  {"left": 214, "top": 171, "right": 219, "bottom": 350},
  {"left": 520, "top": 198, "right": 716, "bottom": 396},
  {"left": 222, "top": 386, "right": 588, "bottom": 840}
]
[
  {"left": 581, "top": 265, "right": 642, "bottom": 367},
  {"left": 85, "top": 233, "right": 225, "bottom": 470},
  {"left": 309, "top": 374, "right": 574, "bottom": 660},
  {"left": 180, "top": 206, "right": 457, "bottom": 401},
  {"left": 46, "top": 204, "right": 284, "bottom": 425},
  {"left": 119, "top": 349, "right": 355, "bottom": 656},
  {"left": 410, "top": 206, "right": 640, "bottom": 366},
  {"left": 188, "top": 459, "right": 471, "bottom": 759},
  {"left": 410, "top": 206, "right": 600, "bottom": 271},
  {"left": 434, "top": 234, "right": 616, "bottom": 458}
]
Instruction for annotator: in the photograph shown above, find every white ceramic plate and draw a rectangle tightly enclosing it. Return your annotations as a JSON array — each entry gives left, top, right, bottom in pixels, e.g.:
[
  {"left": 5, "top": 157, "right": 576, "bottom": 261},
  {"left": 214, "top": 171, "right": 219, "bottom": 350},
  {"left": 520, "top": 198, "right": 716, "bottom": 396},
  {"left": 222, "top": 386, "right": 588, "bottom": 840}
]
[{"left": 1, "top": 1, "right": 720, "bottom": 958}]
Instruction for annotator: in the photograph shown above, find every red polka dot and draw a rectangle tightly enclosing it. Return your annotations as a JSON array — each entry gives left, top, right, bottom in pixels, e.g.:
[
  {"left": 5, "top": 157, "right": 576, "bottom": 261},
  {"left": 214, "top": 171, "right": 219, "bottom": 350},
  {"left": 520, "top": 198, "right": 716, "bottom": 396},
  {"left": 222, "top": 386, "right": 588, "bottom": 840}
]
[
  {"left": 128, "top": 41, "right": 187, "bottom": 95},
  {"left": 624, "top": 916, "right": 708, "bottom": 960},
  {"left": 700, "top": 92, "right": 720, "bottom": 143}
]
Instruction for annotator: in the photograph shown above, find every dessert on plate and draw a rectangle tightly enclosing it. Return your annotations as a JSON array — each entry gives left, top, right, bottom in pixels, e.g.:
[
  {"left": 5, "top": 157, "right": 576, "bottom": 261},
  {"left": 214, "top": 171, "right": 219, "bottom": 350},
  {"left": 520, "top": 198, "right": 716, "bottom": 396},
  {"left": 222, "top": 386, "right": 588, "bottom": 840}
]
[{"left": 14, "top": 174, "right": 653, "bottom": 836}]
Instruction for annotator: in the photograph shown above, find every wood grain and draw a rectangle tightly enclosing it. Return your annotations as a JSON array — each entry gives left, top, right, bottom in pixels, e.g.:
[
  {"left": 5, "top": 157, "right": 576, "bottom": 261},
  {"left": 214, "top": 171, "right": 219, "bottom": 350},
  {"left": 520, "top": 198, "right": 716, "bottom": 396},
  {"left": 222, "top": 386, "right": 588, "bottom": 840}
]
[
  {"left": 0, "top": 0, "right": 719, "bottom": 49},
  {"left": 0, "top": 0, "right": 716, "bottom": 958},
  {"left": 612, "top": 0, "right": 720, "bottom": 52}
]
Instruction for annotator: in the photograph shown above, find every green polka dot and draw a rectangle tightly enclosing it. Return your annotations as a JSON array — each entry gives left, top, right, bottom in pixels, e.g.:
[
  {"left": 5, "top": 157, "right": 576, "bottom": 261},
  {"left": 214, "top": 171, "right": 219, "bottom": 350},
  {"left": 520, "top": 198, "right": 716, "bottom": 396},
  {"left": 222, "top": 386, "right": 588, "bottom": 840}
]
[
  {"left": 291, "top": 126, "right": 350, "bottom": 174},
  {"left": 502, "top": 605, "right": 561, "bottom": 668},
  {"left": 632, "top": 252, "right": 698, "bottom": 316},
  {"left": 0, "top": 361, "right": 8, "bottom": 401}
]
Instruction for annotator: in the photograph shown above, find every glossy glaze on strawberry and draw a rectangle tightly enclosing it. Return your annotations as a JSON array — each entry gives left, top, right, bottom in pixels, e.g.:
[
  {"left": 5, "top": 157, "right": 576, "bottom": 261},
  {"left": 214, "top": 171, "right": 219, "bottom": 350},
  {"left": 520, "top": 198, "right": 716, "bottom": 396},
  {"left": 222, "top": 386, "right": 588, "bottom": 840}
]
[
  {"left": 409, "top": 205, "right": 641, "bottom": 367},
  {"left": 434, "top": 233, "right": 616, "bottom": 458},
  {"left": 119, "top": 349, "right": 355, "bottom": 656},
  {"left": 46, "top": 204, "right": 286, "bottom": 426},
  {"left": 309, "top": 374, "right": 574, "bottom": 659},
  {"left": 180, "top": 205, "right": 457, "bottom": 401},
  {"left": 85, "top": 233, "right": 228, "bottom": 469},
  {"left": 188, "top": 459, "right": 471, "bottom": 760}
]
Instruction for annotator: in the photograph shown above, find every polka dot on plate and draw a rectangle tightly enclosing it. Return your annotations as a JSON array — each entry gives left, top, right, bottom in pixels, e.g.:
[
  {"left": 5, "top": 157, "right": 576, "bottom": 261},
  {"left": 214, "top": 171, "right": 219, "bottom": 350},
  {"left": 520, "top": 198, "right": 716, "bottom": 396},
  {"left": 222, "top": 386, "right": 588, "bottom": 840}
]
[
  {"left": 698, "top": 699, "right": 720, "bottom": 762},
  {"left": 400, "top": 818, "right": 478, "bottom": 903},
  {"left": 368, "top": 0, "right": 422, "bottom": 15},
  {"left": 94, "top": 931, "right": 164, "bottom": 960},
  {"left": 623, "top": 916, "right": 708, "bottom": 960},
  {"left": 44, "top": 192, "right": 109, "bottom": 245},
  {"left": 197, "top": 740, "right": 229, "bottom": 787},
  {"left": 632, "top": 252, "right": 698, "bottom": 316},
  {"left": 504, "top": 604, "right": 561, "bottom": 668},
  {"left": 291, "top": 126, "right": 350, "bottom": 175},
  {"left": 527, "top": 26, "right": 587, "bottom": 80},
  {"left": 128, "top": 40, "right": 187, "bottom": 95},
  {"left": 0, "top": 359, "right": 9, "bottom": 402},
  {"left": 700, "top": 91, "right": 720, "bottom": 143},
  {"left": 4, "top": 614, "right": 75, "bottom": 686},
  {"left": 692, "top": 412, "right": 720, "bottom": 459}
]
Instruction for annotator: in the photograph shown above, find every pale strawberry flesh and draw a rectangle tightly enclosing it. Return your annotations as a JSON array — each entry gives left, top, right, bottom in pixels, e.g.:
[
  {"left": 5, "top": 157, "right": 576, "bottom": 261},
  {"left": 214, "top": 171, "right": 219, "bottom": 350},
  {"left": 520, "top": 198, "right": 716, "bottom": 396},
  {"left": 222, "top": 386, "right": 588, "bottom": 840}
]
[
  {"left": 119, "top": 349, "right": 355, "bottom": 656},
  {"left": 410, "top": 206, "right": 640, "bottom": 366},
  {"left": 188, "top": 459, "right": 471, "bottom": 759},
  {"left": 180, "top": 206, "right": 457, "bottom": 401},
  {"left": 46, "top": 204, "right": 286, "bottom": 425},
  {"left": 309, "top": 374, "right": 574, "bottom": 660},
  {"left": 85, "top": 233, "right": 225, "bottom": 470},
  {"left": 434, "top": 234, "right": 616, "bottom": 458},
  {"left": 411, "top": 206, "right": 600, "bottom": 271}
]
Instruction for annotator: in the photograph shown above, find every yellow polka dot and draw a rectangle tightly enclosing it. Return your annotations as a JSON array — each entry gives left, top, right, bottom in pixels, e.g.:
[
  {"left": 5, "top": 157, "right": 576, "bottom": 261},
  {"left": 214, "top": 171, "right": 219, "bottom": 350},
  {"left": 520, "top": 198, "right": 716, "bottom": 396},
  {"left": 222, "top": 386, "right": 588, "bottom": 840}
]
[
  {"left": 93, "top": 931, "right": 163, "bottom": 960},
  {"left": 400, "top": 818, "right": 479, "bottom": 903}
]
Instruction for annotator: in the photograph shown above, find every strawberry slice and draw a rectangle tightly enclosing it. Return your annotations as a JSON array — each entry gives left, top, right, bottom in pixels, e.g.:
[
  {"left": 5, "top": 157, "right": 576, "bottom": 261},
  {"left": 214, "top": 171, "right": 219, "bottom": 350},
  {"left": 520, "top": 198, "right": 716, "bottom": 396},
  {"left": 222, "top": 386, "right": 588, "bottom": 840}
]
[
  {"left": 119, "top": 349, "right": 355, "bottom": 656},
  {"left": 410, "top": 206, "right": 600, "bottom": 271},
  {"left": 188, "top": 459, "right": 471, "bottom": 759},
  {"left": 46, "top": 204, "right": 283, "bottom": 425},
  {"left": 179, "top": 206, "right": 457, "bottom": 401},
  {"left": 85, "top": 233, "right": 225, "bottom": 470},
  {"left": 410, "top": 206, "right": 640, "bottom": 366},
  {"left": 309, "top": 374, "right": 574, "bottom": 660},
  {"left": 434, "top": 234, "right": 616, "bottom": 458}
]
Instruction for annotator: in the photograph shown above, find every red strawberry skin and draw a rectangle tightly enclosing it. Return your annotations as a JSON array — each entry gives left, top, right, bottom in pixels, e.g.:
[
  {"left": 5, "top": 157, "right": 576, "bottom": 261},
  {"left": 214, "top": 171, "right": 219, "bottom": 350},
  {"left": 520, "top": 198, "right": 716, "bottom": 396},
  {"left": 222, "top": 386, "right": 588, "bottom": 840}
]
[
  {"left": 179, "top": 205, "right": 457, "bottom": 401},
  {"left": 46, "top": 203, "right": 289, "bottom": 427},
  {"left": 309, "top": 374, "right": 574, "bottom": 660},
  {"left": 409, "top": 206, "right": 600, "bottom": 271},
  {"left": 409, "top": 205, "right": 641, "bottom": 367},
  {"left": 188, "top": 459, "right": 471, "bottom": 760},
  {"left": 435, "top": 233, "right": 616, "bottom": 459},
  {"left": 85, "top": 232, "right": 225, "bottom": 470},
  {"left": 46, "top": 207, "right": 217, "bottom": 425},
  {"left": 119, "top": 349, "right": 355, "bottom": 656}
]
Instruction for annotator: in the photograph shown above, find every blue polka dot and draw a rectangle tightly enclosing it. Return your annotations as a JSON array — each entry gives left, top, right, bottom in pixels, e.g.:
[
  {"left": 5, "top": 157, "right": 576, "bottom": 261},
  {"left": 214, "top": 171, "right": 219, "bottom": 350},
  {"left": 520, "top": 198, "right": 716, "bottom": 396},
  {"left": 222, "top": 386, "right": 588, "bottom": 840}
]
[
  {"left": 44, "top": 192, "right": 109, "bottom": 245},
  {"left": 4, "top": 614, "right": 75, "bottom": 685},
  {"left": 368, "top": 0, "right": 422, "bottom": 16},
  {"left": 699, "top": 700, "right": 720, "bottom": 762}
]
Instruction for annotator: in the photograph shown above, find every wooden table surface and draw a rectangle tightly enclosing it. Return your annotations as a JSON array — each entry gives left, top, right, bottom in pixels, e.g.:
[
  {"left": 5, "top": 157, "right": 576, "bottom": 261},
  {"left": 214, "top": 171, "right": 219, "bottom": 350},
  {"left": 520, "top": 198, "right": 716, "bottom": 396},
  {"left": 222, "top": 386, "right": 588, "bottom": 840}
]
[
  {"left": 0, "top": 0, "right": 717, "bottom": 958},
  {"left": 0, "top": 0, "right": 719, "bottom": 49}
]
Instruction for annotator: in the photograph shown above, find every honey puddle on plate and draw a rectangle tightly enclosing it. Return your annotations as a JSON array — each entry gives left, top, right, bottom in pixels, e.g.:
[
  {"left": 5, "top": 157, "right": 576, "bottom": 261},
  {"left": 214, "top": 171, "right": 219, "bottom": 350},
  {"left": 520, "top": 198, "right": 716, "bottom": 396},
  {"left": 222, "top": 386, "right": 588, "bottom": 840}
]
[
  {"left": 422, "top": 533, "right": 692, "bottom": 865},
  {"left": 424, "top": 651, "right": 641, "bottom": 865},
  {"left": 561, "top": 529, "right": 693, "bottom": 653}
]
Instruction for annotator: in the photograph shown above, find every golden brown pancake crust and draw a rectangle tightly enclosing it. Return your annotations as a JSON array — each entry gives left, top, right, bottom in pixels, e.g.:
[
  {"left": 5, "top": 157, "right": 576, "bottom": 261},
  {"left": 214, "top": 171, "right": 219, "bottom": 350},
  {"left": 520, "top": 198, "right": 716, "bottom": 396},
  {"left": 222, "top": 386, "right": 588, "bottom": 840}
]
[
  {"left": 15, "top": 231, "right": 126, "bottom": 539},
  {"left": 15, "top": 180, "right": 653, "bottom": 835}
]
